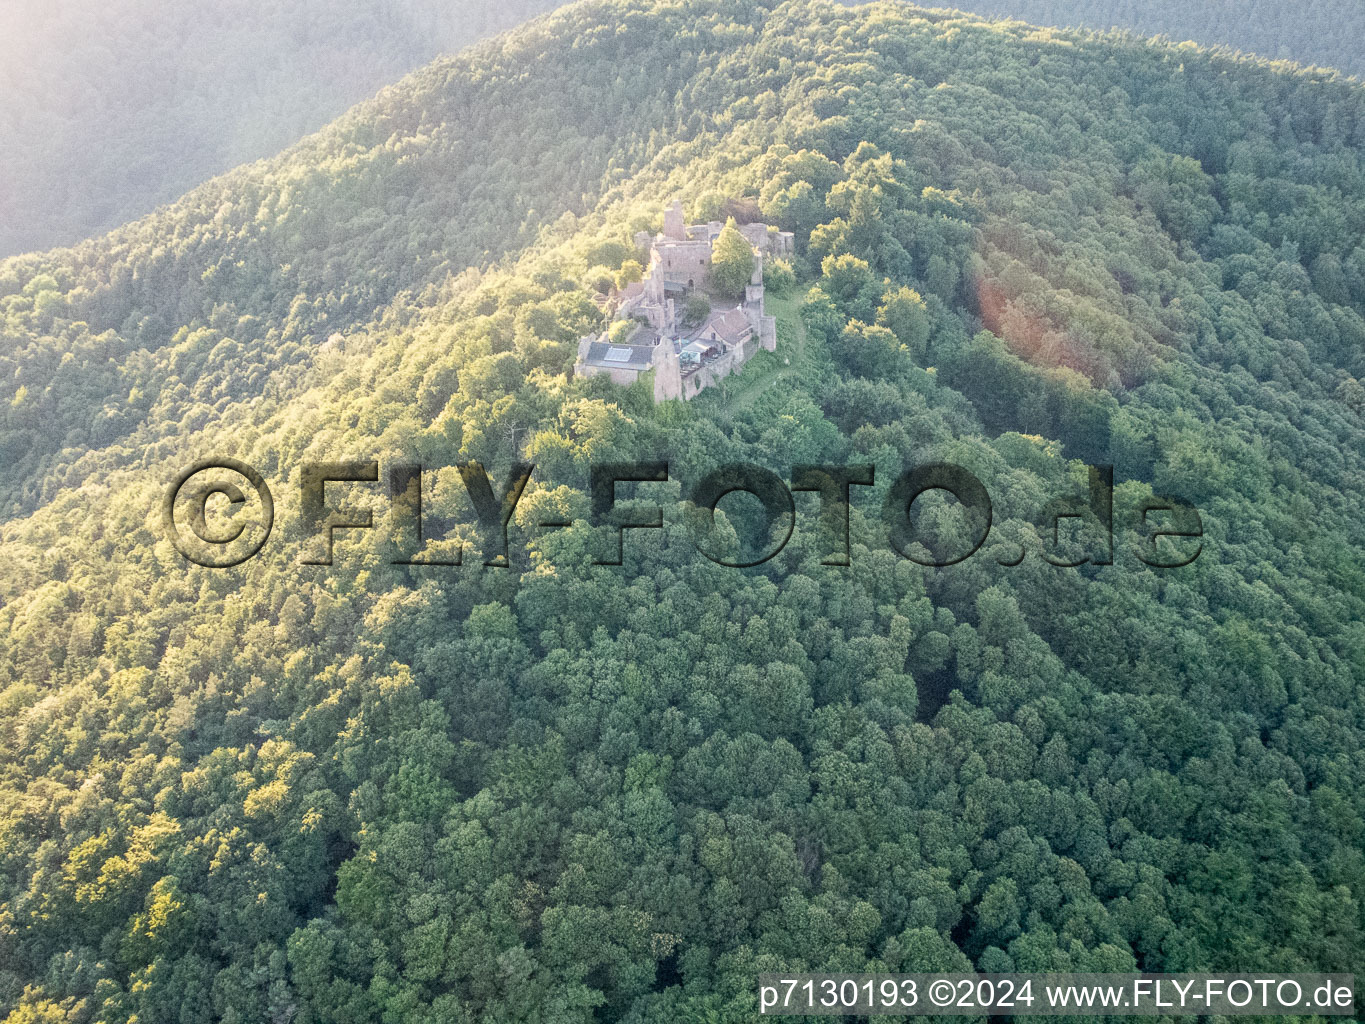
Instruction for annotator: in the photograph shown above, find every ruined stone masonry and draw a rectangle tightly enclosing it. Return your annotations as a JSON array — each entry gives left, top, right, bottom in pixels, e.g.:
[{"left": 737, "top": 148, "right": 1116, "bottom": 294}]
[{"left": 575, "top": 200, "right": 793, "bottom": 402}]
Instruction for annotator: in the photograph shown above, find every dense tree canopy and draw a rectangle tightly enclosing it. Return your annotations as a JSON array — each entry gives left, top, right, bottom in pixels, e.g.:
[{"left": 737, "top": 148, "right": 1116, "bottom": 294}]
[
  {"left": 710, "top": 219, "right": 757, "bottom": 298},
  {"left": 1, "top": 1, "right": 1364, "bottom": 1020},
  {"left": 4, "top": 0, "right": 1359, "bottom": 259},
  {"left": 0, "top": 0, "right": 561, "bottom": 257},
  {"left": 946, "top": 0, "right": 1365, "bottom": 78}
]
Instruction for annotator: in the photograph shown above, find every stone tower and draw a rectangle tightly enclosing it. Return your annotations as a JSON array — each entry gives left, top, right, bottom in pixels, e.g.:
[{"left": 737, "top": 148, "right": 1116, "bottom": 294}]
[
  {"left": 745, "top": 252, "right": 778, "bottom": 353},
  {"left": 652, "top": 338, "right": 682, "bottom": 402},
  {"left": 663, "top": 199, "right": 686, "bottom": 241},
  {"left": 744, "top": 252, "right": 765, "bottom": 325}
]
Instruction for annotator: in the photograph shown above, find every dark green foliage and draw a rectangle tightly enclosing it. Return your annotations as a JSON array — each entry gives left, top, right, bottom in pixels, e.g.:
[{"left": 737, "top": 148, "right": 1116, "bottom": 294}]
[
  {"left": 1, "top": 2, "right": 1365, "bottom": 1021},
  {"left": 946, "top": 0, "right": 1365, "bottom": 77},
  {"left": 0, "top": 0, "right": 563, "bottom": 257},
  {"left": 683, "top": 293, "right": 712, "bottom": 327},
  {"left": 709, "top": 218, "right": 757, "bottom": 298}
]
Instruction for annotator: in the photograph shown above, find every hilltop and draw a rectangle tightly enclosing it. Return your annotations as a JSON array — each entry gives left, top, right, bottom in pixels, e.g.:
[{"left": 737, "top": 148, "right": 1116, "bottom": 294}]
[
  {"left": 5, "top": 0, "right": 1361, "bottom": 260},
  {"left": 1, "top": 1, "right": 1364, "bottom": 1020},
  {"left": 0, "top": 0, "right": 562, "bottom": 256},
  {"left": 949, "top": 0, "right": 1365, "bottom": 78}
]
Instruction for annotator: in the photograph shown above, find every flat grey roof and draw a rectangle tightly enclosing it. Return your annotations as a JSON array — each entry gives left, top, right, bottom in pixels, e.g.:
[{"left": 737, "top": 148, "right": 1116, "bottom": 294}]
[{"left": 582, "top": 341, "right": 654, "bottom": 370}]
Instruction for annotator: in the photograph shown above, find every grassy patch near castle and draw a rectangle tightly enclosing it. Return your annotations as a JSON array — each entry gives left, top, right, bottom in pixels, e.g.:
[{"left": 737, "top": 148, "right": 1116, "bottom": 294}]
[{"left": 704, "top": 289, "right": 821, "bottom": 418}]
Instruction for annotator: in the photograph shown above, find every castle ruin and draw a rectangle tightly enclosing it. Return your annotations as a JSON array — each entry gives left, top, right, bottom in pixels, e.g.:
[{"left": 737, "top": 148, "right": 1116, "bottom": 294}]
[{"left": 574, "top": 200, "right": 793, "bottom": 402}]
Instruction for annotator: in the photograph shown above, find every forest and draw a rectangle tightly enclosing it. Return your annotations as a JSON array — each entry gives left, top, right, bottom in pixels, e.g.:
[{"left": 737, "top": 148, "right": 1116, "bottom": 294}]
[
  {"left": 0, "top": 0, "right": 561, "bottom": 257},
  {"left": 2, "top": 0, "right": 1361, "bottom": 260},
  {"left": 1, "top": 0, "right": 1364, "bottom": 1020},
  {"left": 946, "top": 0, "right": 1365, "bottom": 78}
]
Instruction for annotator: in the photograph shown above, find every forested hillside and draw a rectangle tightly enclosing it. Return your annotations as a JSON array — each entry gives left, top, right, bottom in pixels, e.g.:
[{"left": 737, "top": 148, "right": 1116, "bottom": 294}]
[
  {"left": 944, "top": 0, "right": 1365, "bottom": 78},
  {"left": 5, "top": 0, "right": 1360, "bottom": 261},
  {"left": 0, "top": 0, "right": 560, "bottom": 257},
  {"left": 2, "top": 0, "right": 1365, "bottom": 1020}
]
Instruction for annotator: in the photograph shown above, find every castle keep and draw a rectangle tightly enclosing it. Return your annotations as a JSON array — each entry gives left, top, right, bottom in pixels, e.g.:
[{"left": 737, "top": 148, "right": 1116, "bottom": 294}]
[{"left": 574, "top": 200, "right": 793, "bottom": 402}]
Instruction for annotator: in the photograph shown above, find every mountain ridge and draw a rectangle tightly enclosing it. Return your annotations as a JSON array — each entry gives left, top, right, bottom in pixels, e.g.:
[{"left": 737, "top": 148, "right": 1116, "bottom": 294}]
[{"left": 1, "top": 2, "right": 1364, "bottom": 1020}]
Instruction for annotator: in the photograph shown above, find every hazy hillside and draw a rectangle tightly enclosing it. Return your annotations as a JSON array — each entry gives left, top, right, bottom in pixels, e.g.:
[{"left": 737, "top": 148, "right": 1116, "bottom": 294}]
[
  {"left": 4, "top": 0, "right": 1360, "bottom": 260},
  {"left": 2, "top": 0, "right": 1364, "bottom": 1020},
  {"left": 947, "top": 0, "right": 1365, "bottom": 77},
  {"left": 0, "top": 0, "right": 561, "bottom": 257}
]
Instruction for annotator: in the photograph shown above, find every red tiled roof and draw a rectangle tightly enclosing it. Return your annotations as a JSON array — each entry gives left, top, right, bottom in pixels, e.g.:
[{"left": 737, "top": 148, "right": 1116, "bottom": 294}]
[{"left": 702, "top": 308, "right": 753, "bottom": 345}]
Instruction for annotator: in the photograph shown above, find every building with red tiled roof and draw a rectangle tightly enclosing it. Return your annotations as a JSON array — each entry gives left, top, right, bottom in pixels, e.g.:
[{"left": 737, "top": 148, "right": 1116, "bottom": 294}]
[{"left": 577, "top": 200, "right": 781, "bottom": 402}]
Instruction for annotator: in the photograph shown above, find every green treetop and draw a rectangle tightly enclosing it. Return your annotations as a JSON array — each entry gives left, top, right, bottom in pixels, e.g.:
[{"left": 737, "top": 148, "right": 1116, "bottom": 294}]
[{"left": 709, "top": 217, "right": 755, "bottom": 298}]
